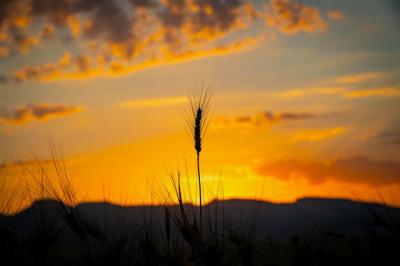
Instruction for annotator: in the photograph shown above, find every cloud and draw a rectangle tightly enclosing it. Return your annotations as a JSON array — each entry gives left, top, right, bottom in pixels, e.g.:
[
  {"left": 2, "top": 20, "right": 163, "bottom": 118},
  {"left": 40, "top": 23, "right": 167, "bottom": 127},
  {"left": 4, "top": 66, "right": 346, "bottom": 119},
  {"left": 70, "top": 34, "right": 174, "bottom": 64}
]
[
  {"left": 214, "top": 110, "right": 318, "bottom": 128},
  {"left": 0, "top": 1, "right": 29, "bottom": 31},
  {"left": 0, "top": 0, "right": 331, "bottom": 82},
  {"left": 275, "top": 71, "right": 391, "bottom": 99},
  {"left": 26, "top": 0, "right": 133, "bottom": 42},
  {"left": 343, "top": 87, "right": 400, "bottom": 98},
  {"left": 327, "top": 10, "right": 344, "bottom": 21},
  {"left": 0, "top": 103, "right": 81, "bottom": 124},
  {"left": 268, "top": 71, "right": 400, "bottom": 99},
  {"left": 118, "top": 96, "right": 187, "bottom": 108},
  {"left": 372, "top": 130, "right": 400, "bottom": 146},
  {"left": 0, "top": 46, "right": 10, "bottom": 58},
  {"left": 264, "top": 0, "right": 327, "bottom": 34},
  {"left": 13, "top": 34, "right": 262, "bottom": 82},
  {"left": 275, "top": 86, "right": 344, "bottom": 98},
  {"left": 41, "top": 24, "right": 55, "bottom": 39},
  {"left": 4, "top": 0, "right": 255, "bottom": 52},
  {"left": 335, "top": 71, "right": 383, "bottom": 84},
  {"left": 13, "top": 32, "right": 39, "bottom": 53},
  {"left": 256, "top": 156, "right": 400, "bottom": 185},
  {"left": 290, "top": 127, "right": 347, "bottom": 143},
  {"left": 276, "top": 86, "right": 400, "bottom": 99}
]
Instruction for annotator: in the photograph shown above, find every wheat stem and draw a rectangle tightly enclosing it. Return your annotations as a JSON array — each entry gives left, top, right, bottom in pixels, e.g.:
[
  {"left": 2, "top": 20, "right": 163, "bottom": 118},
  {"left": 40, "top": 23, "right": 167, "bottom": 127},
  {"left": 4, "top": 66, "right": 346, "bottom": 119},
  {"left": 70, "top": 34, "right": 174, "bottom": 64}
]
[{"left": 196, "top": 150, "right": 202, "bottom": 231}]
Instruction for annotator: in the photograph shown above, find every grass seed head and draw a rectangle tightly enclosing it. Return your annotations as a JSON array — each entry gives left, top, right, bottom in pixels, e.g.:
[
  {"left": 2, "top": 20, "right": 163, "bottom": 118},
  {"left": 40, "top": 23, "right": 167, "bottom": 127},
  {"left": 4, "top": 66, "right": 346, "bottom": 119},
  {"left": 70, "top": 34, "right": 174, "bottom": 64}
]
[
  {"left": 187, "top": 86, "right": 212, "bottom": 155},
  {"left": 194, "top": 108, "right": 203, "bottom": 154}
]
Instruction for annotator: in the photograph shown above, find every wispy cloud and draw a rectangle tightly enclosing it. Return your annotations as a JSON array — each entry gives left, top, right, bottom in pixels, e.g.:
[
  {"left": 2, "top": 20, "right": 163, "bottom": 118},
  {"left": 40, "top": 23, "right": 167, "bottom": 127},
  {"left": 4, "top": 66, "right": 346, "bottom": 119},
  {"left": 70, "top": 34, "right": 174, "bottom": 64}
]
[
  {"left": 118, "top": 96, "right": 187, "bottom": 108},
  {"left": 276, "top": 86, "right": 345, "bottom": 98},
  {"left": 327, "top": 10, "right": 344, "bottom": 21},
  {"left": 290, "top": 127, "right": 347, "bottom": 143},
  {"left": 0, "top": 103, "right": 81, "bottom": 124},
  {"left": 276, "top": 86, "right": 400, "bottom": 99},
  {"left": 372, "top": 130, "right": 400, "bottom": 145},
  {"left": 344, "top": 87, "right": 400, "bottom": 98},
  {"left": 335, "top": 71, "right": 383, "bottom": 84},
  {"left": 256, "top": 156, "right": 400, "bottom": 185},
  {"left": 275, "top": 70, "right": 400, "bottom": 100},
  {"left": 213, "top": 110, "right": 318, "bottom": 129},
  {"left": 13, "top": 34, "right": 262, "bottom": 82}
]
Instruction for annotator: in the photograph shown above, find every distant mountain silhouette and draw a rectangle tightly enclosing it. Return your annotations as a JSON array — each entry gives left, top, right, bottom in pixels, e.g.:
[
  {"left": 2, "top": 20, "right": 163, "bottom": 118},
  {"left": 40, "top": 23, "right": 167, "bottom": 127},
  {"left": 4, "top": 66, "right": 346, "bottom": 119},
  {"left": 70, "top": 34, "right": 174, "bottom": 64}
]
[{"left": 5, "top": 197, "right": 398, "bottom": 240}]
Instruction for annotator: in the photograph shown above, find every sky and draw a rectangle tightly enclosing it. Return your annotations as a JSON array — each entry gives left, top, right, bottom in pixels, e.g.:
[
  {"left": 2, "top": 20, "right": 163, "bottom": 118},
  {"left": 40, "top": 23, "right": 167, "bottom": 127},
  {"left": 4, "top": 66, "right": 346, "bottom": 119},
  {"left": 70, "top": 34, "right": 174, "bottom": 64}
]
[{"left": 1, "top": 0, "right": 400, "bottom": 212}]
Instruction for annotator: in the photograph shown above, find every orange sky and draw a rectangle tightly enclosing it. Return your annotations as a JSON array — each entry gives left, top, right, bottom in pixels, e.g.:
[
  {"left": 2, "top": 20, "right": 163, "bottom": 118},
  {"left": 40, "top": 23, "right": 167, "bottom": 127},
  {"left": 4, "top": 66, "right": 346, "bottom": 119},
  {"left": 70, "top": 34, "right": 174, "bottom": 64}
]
[{"left": 1, "top": 0, "right": 400, "bottom": 213}]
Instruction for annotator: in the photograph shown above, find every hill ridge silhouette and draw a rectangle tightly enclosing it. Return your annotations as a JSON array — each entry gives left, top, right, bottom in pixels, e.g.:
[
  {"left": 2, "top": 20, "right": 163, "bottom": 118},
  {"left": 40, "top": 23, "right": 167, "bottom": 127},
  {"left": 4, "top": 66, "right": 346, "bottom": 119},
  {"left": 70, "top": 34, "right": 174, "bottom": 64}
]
[{"left": 5, "top": 197, "right": 399, "bottom": 240}]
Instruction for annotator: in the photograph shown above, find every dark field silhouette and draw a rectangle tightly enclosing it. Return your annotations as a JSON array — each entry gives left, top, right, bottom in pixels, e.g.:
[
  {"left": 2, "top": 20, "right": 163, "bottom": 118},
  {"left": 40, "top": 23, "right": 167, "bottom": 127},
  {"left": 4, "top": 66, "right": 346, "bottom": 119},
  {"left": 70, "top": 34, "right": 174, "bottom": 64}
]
[{"left": 1, "top": 197, "right": 399, "bottom": 266}]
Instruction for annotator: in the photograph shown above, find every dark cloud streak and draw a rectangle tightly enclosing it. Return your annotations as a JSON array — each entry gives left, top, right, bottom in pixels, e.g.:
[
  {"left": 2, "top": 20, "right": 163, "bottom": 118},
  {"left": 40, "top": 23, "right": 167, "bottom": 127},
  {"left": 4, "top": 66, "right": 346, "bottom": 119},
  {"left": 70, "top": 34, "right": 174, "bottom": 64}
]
[
  {"left": 374, "top": 130, "right": 400, "bottom": 146},
  {"left": 257, "top": 156, "right": 400, "bottom": 186},
  {"left": 0, "top": 103, "right": 81, "bottom": 124}
]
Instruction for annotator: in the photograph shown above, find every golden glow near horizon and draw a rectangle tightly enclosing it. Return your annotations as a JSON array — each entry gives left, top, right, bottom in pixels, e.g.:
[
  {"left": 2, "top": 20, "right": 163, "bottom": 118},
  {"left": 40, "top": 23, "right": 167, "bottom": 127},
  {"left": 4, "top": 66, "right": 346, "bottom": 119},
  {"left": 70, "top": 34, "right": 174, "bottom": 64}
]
[{"left": 1, "top": 0, "right": 400, "bottom": 213}]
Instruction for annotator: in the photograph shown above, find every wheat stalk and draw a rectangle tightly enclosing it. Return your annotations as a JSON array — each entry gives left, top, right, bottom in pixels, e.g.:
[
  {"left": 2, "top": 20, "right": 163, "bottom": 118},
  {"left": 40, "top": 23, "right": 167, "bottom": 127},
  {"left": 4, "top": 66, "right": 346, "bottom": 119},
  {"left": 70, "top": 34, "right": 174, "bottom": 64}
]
[{"left": 186, "top": 86, "right": 212, "bottom": 231}]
